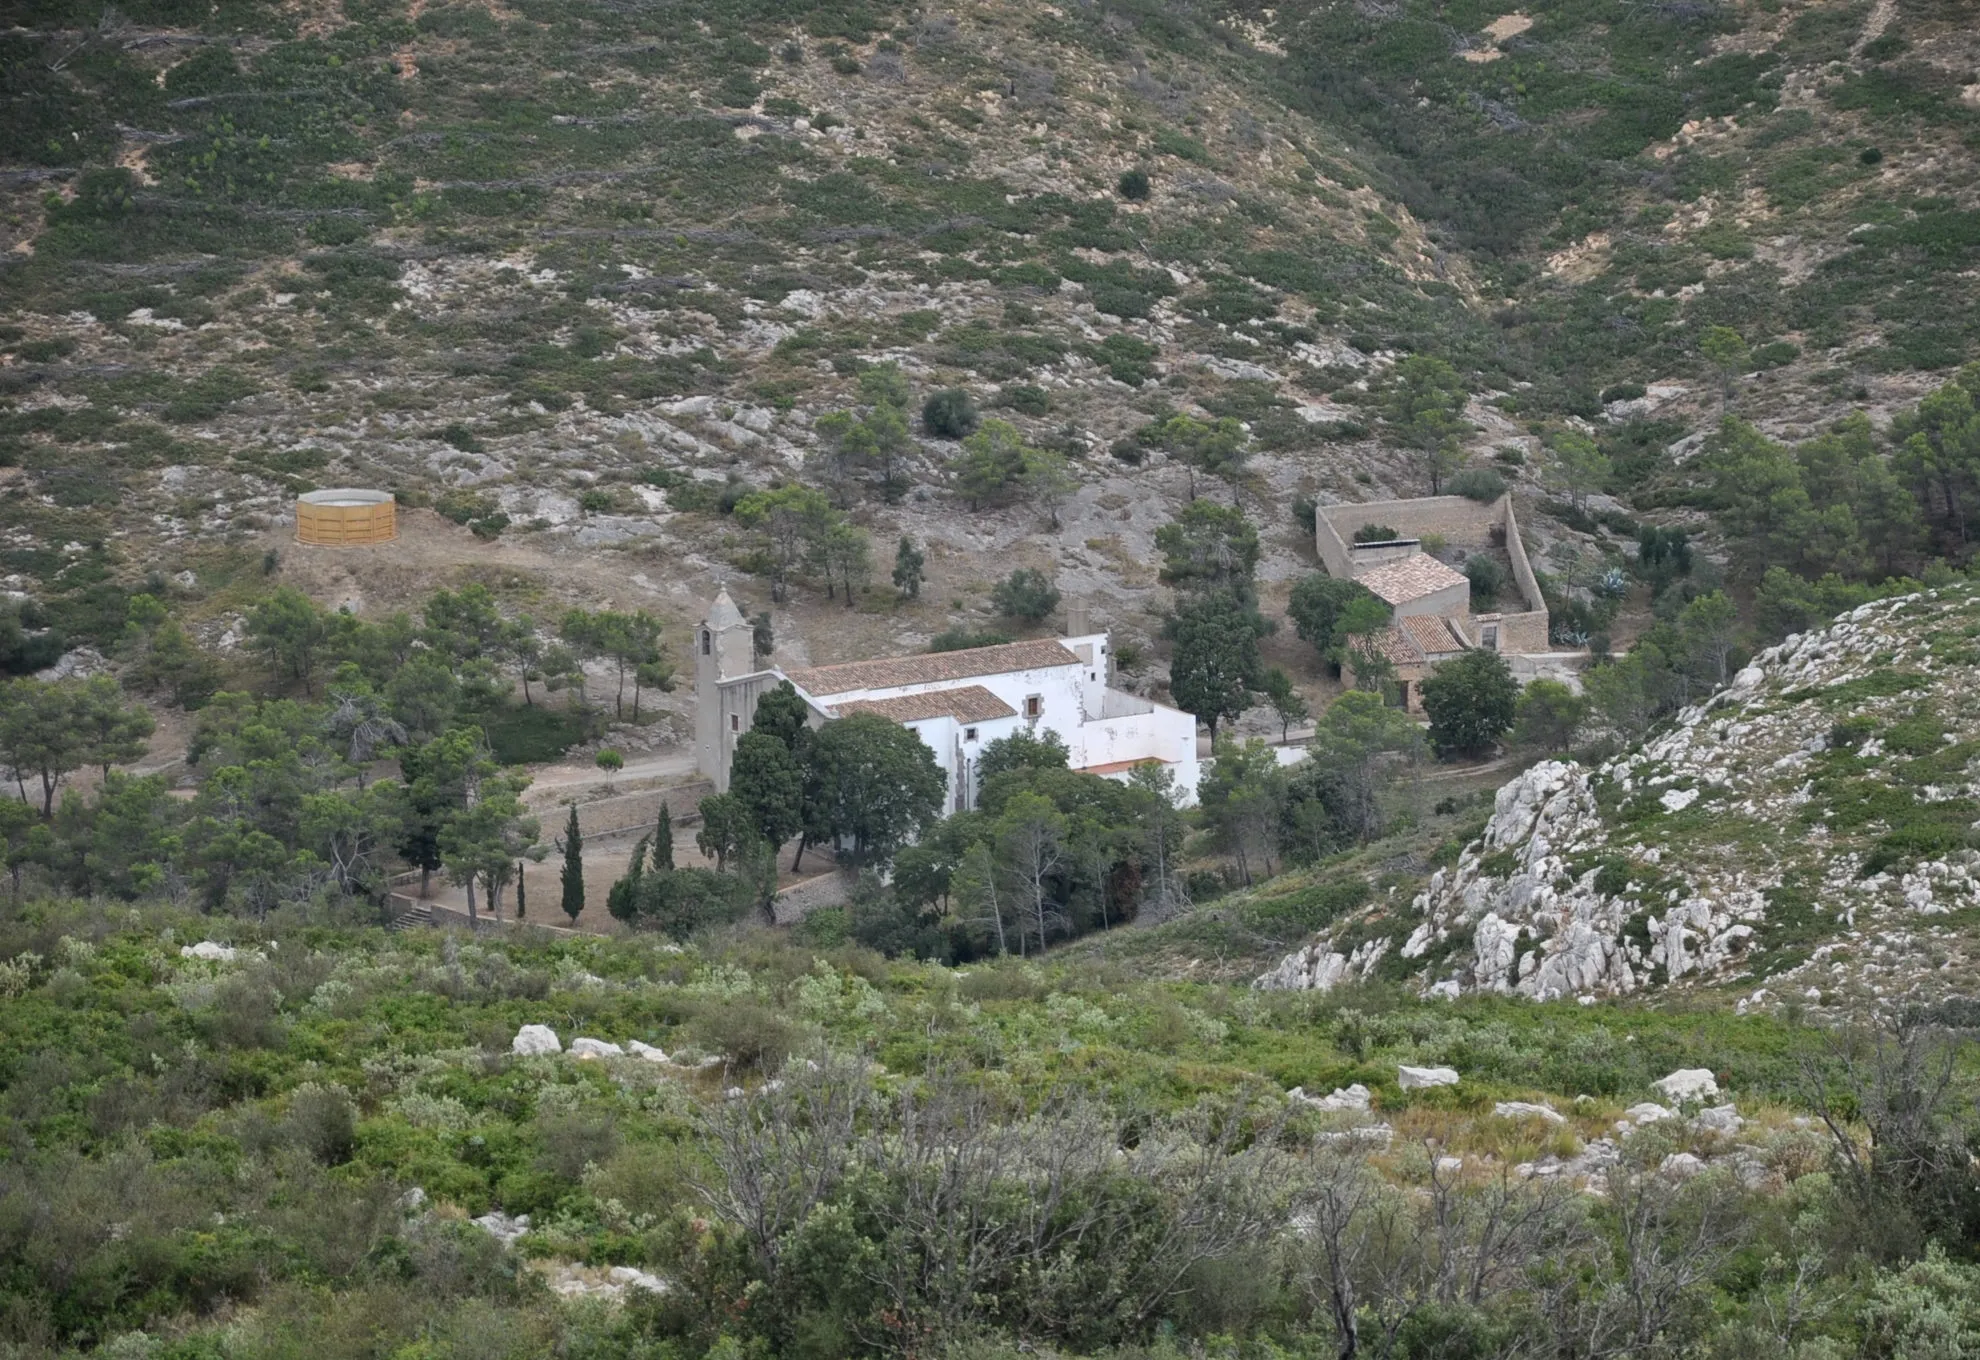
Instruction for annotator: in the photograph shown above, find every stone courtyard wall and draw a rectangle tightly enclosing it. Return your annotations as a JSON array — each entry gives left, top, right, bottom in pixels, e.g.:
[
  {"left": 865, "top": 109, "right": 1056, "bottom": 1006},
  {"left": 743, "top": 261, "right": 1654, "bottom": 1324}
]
[{"left": 1317, "top": 495, "right": 1551, "bottom": 644}]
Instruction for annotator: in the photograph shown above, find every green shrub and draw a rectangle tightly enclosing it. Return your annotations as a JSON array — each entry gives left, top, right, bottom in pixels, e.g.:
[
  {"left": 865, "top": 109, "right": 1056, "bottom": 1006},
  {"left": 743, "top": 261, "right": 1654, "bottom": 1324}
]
[
  {"left": 1464, "top": 555, "right": 1505, "bottom": 606},
  {"left": 435, "top": 489, "right": 497, "bottom": 525},
  {"left": 922, "top": 388, "right": 979, "bottom": 438},
  {"left": 1096, "top": 335, "right": 1160, "bottom": 385},
  {"left": 991, "top": 567, "right": 1060, "bottom": 622},
  {"left": 283, "top": 1082, "right": 356, "bottom": 1165},
  {"left": 535, "top": 1109, "right": 620, "bottom": 1182},
  {"left": 482, "top": 704, "right": 592, "bottom": 765},
  {"left": 691, "top": 998, "right": 798, "bottom": 1071},
  {"left": 998, "top": 385, "right": 1051, "bottom": 415},
  {"left": 1152, "top": 128, "right": 1210, "bottom": 163},
  {"left": 163, "top": 369, "right": 261, "bottom": 423},
  {"left": 1088, "top": 285, "right": 1158, "bottom": 319},
  {"left": 1117, "top": 168, "right": 1151, "bottom": 200},
  {"left": 13, "top": 337, "right": 76, "bottom": 362},
  {"left": 1445, "top": 468, "right": 1507, "bottom": 503},
  {"left": 716, "top": 72, "right": 759, "bottom": 108}
]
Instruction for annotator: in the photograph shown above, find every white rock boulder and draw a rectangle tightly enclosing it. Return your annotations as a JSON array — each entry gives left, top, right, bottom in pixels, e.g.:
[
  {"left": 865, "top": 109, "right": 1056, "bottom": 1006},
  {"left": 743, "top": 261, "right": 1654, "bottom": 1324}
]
[
  {"left": 1658, "top": 1152, "right": 1705, "bottom": 1180},
  {"left": 512, "top": 1024, "right": 562, "bottom": 1056},
  {"left": 1289, "top": 1083, "right": 1372, "bottom": 1112},
  {"left": 473, "top": 1210, "right": 531, "bottom": 1246},
  {"left": 626, "top": 1040, "right": 669, "bottom": 1063},
  {"left": 1398, "top": 1065, "right": 1460, "bottom": 1090},
  {"left": 1692, "top": 1104, "right": 1744, "bottom": 1134},
  {"left": 180, "top": 941, "right": 239, "bottom": 962},
  {"left": 1653, "top": 1068, "right": 1719, "bottom": 1103},
  {"left": 610, "top": 1265, "right": 668, "bottom": 1294},
  {"left": 1494, "top": 1100, "right": 1567, "bottom": 1125},
  {"left": 569, "top": 1038, "right": 625, "bottom": 1060}
]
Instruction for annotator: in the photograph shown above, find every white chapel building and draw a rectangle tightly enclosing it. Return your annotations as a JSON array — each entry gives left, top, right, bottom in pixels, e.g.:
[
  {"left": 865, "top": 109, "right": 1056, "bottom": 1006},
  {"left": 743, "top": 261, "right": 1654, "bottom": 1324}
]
[{"left": 694, "top": 589, "right": 1202, "bottom": 810}]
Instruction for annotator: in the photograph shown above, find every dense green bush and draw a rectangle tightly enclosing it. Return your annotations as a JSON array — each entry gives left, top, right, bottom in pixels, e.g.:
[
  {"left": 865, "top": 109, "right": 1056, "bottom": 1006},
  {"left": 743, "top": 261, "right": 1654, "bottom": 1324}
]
[
  {"left": 997, "top": 384, "right": 1051, "bottom": 415},
  {"left": 990, "top": 567, "right": 1060, "bottom": 622},
  {"left": 1445, "top": 467, "right": 1507, "bottom": 503},
  {"left": 1463, "top": 554, "right": 1505, "bottom": 607},
  {"left": 921, "top": 387, "right": 979, "bottom": 438}
]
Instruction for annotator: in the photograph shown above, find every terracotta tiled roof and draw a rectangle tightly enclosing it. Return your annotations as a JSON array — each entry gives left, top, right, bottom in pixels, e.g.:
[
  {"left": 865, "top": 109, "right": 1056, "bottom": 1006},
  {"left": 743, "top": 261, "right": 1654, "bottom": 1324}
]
[
  {"left": 1358, "top": 553, "right": 1468, "bottom": 606},
  {"left": 786, "top": 638, "right": 1080, "bottom": 696},
  {"left": 1400, "top": 613, "right": 1470, "bottom": 655},
  {"left": 835, "top": 685, "right": 1017, "bottom": 724},
  {"left": 1363, "top": 625, "right": 1426, "bottom": 667}
]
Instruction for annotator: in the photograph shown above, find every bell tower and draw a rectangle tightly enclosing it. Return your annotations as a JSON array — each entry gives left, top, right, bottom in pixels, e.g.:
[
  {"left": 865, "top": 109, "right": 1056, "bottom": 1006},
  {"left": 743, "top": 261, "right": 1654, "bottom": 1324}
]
[{"left": 694, "top": 589, "right": 757, "bottom": 786}]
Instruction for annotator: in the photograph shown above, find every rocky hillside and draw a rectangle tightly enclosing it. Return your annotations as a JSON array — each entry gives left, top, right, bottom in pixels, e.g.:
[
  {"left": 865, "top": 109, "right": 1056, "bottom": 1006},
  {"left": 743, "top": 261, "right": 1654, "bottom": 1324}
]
[
  {"left": 4, "top": 0, "right": 1978, "bottom": 684},
  {"left": 1260, "top": 584, "right": 1980, "bottom": 1012}
]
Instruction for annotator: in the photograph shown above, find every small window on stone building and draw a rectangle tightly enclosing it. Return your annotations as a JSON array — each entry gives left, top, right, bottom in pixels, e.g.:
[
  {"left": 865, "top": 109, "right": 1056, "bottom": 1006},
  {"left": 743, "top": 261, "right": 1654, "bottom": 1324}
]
[
  {"left": 965, "top": 727, "right": 978, "bottom": 741},
  {"left": 730, "top": 713, "right": 740, "bottom": 731},
  {"left": 1024, "top": 695, "right": 1042, "bottom": 719},
  {"left": 702, "top": 630, "right": 712, "bottom": 655},
  {"left": 1482, "top": 624, "right": 1499, "bottom": 651}
]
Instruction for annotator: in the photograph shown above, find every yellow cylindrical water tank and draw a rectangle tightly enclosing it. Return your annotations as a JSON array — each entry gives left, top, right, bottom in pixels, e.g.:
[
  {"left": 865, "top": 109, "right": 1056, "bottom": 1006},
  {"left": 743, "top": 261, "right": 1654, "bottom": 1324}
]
[{"left": 296, "top": 488, "right": 397, "bottom": 546}]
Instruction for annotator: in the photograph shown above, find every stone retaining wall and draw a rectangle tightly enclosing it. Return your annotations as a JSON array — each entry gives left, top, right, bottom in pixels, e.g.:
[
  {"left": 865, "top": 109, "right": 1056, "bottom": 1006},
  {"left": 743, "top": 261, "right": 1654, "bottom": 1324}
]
[
  {"left": 770, "top": 870, "right": 855, "bottom": 925},
  {"left": 1316, "top": 494, "right": 1551, "bottom": 639},
  {"left": 1501, "top": 498, "right": 1546, "bottom": 622},
  {"left": 532, "top": 782, "right": 714, "bottom": 840}
]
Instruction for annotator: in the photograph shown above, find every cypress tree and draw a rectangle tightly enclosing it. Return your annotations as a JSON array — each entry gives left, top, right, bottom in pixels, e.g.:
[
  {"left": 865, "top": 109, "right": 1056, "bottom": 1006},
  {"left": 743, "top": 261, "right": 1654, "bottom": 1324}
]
[
  {"left": 653, "top": 801, "right": 675, "bottom": 871},
  {"left": 560, "top": 805, "right": 585, "bottom": 924},
  {"left": 608, "top": 836, "right": 646, "bottom": 923},
  {"left": 515, "top": 859, "right": 527, "bottom": 919}
]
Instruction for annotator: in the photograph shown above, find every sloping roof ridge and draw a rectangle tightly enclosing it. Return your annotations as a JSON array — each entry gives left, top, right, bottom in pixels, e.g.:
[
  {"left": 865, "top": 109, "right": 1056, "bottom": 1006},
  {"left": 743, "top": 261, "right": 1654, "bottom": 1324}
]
[
  {"left": 1359, "top": 552, "right": 1468, "bottom": 605},
  {"left": 835, "top": 685, "right": 1019, "bottom": 724},
  {"left": 1399, "top": 612, "right": 1471, "bottom": 655},
  {"left": 787, "top": 637, "right": 1080, "bottom": 696}
]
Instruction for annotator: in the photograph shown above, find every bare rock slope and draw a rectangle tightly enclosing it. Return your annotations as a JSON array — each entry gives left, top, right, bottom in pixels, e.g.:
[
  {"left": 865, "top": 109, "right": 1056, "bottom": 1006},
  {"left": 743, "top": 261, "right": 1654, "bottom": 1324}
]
[{"left": 1262, "top": 586, "right": 1980, "bottom": 1012}]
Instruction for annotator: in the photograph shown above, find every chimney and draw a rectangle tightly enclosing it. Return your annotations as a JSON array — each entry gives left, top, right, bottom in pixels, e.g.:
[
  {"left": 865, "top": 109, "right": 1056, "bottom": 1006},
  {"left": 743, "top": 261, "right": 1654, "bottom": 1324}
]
[{"left": 1064, "top": 602, "right": 1092, "bottom": 637}]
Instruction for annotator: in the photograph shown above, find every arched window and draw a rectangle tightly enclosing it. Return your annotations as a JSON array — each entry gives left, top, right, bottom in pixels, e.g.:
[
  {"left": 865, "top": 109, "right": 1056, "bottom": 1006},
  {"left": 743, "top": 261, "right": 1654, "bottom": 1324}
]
[{"left": 701, "top": 630, "right": 712, "bottom": 655}]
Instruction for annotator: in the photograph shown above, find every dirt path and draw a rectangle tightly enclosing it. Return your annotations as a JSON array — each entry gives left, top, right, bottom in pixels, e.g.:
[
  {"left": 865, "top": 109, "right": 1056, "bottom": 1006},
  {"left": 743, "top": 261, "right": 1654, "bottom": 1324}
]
[
  {"left": 1420, "top": 751, "right": 1523, "bottom": 784},
  {"left": 1852, "top": 0, "right": 1896, "bottom": 57},
  {"left": 528, "top": 748, "right": 699, "bottom": 795}
]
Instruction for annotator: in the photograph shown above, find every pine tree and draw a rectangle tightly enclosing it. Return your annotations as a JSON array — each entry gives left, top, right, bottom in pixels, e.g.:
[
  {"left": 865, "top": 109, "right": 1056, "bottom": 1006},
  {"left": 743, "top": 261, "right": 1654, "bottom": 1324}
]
[
  {"left": 653, "top": 802, "right": 674, "bottom": 871},
  {"left": 559, "top": 805, "right": 585, "bottom": 924},
  {"left": 893, "top": 536, "right": 924, "bottom": 599}
]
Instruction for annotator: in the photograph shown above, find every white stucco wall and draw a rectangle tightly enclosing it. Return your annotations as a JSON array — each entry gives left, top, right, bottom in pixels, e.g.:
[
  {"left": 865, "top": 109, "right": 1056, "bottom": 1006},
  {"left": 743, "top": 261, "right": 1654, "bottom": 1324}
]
[
  {"left": 705, "top": 629, "right": 1201, "bottom": 813},
  {"left": 903, "top": 711, "right": 1025, "bottom": 813}
]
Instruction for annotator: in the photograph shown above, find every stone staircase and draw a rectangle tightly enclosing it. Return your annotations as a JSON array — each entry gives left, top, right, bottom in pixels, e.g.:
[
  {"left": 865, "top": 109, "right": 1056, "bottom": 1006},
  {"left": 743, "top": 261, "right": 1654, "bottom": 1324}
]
[{"left": 387, "top": 902, "right": 432, "bottom": 932}]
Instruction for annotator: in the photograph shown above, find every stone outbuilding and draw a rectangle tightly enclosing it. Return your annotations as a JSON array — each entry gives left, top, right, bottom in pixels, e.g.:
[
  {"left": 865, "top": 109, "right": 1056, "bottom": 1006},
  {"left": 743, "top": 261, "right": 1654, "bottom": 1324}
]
[{"left": 1316, "top": 494, "right": 1565, "bottom": 712}]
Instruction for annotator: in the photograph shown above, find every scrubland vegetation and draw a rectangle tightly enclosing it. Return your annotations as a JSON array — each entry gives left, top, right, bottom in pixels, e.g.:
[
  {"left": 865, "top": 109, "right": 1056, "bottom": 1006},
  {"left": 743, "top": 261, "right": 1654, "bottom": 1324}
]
[
  {"left": 1, "top": 904, "right": 1977, "bottom": 1360},
  {"left": 5, "top": 0, "right": 1980, "bottom": 1353}
]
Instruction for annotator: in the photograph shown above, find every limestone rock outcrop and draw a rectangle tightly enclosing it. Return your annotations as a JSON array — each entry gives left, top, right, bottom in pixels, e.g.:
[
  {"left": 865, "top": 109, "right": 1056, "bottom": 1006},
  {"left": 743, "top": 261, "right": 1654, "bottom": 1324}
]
[
  {"left": 512, "top": 1024, "right": 562, "bottom": 1056},
  {"left": 1258, "top": 588, "right": 1980, "bottom": 1010}
]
